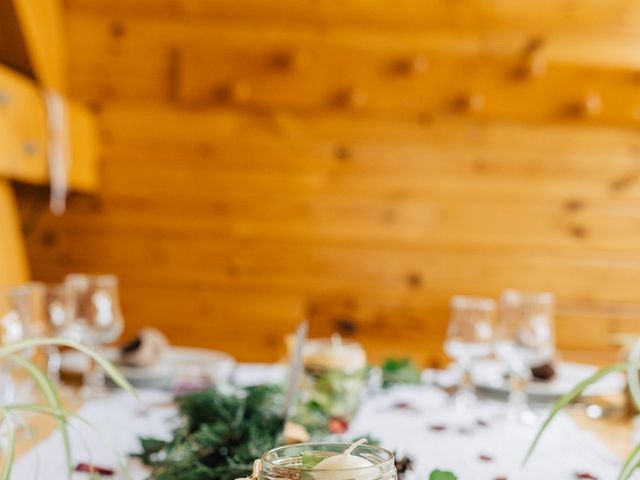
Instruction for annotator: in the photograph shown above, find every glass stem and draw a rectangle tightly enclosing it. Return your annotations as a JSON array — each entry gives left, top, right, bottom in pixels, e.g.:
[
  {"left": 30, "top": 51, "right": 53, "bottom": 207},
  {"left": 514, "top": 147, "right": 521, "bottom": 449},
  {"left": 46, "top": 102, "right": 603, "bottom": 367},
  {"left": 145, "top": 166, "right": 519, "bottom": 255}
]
[
  {"left": 508, "top": 369, "right": 528, "bottom": 418},
  {"left": 460, "top": 364, "right": 474, "bottom": 398},
  {"left": 46, "top": 346, "right": 62, "bottom": 384},
  {"left": 82, "top": 342, "right": 106, "bottom": 396},
  {"left": 0, "top": 364, "right": 16, "bottom": 404}
]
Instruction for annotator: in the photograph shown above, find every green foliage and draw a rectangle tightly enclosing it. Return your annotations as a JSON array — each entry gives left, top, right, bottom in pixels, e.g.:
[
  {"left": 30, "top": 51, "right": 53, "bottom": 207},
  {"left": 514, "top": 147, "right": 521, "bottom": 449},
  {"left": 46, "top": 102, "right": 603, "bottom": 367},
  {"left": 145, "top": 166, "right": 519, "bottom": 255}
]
[
  {"left": 294, "top": 367, "right": 367, "bottom": 433},
  {"left": 429, "top": 470, "right": 457, "bottom": 480},
  {"left": 381, "top": 358, "right": 421, "bottom": 389},
  {"left": 0, "top": 338, "right": 134, "bottom": 480},
  {"left": 135, "top": 385, "right": 285, "bottom": 480},
  {"left": 525, "top": 361, "right": 636, "bottom": 480}
]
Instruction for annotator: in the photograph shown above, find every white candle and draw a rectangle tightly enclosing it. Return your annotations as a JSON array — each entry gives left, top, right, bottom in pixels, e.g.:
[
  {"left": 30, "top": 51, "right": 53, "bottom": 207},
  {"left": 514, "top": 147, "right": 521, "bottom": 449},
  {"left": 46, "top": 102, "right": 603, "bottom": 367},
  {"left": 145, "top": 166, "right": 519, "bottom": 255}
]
[
  {"left": 312, "top": 439, "right": 379, "bottom": 480},
  {"left": 304, "top": 335, "right": 367, "bottom": 371}
]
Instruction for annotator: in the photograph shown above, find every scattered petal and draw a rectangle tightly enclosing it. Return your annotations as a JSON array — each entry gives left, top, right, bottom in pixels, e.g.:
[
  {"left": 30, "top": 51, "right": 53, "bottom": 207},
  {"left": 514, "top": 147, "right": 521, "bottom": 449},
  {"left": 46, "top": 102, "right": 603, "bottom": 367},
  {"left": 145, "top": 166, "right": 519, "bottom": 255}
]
[{"left": 74, "top": 463, "right": 115, "bottom": 476}]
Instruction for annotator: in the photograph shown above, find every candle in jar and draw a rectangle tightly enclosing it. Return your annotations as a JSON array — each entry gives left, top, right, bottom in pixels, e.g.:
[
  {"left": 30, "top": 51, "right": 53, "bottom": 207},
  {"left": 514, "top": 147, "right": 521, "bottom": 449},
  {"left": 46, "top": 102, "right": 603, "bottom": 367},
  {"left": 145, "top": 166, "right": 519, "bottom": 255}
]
[
  {"left": 303, "top": 335, "right": 367, "bottom": 371},
  {"left": 312, "top": 439, "right": 379, "bottom": 480}
]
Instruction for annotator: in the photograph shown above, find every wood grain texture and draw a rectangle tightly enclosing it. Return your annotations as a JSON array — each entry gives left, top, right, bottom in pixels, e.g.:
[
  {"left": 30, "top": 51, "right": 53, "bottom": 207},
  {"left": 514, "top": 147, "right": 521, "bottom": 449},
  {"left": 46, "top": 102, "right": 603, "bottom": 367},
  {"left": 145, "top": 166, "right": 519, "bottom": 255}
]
[
  {"left": 66, "top": 0, "right": 640, "bottom": 37},
  {"left": 16, "top": 3, "right": 640, "bottom": 364}
]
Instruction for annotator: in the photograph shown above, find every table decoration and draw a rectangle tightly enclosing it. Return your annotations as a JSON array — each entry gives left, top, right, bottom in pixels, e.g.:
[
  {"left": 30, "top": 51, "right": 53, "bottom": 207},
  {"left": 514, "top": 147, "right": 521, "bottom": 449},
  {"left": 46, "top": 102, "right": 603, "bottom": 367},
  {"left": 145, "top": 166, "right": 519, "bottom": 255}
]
[
  {"left": 381, "top": 358, "right": 421, "bottom": 389},
  {"left": 257, "top": 439, "right": 397, "bottom": 480},
  {"left": 16, "top": 363, "right": 628, "bottom": 479},
  {"left": 135, "top": 384, "right": 285, "bottom": 480},
  {"left": 293, "top": 335, "right": 367, "bottom": 433}
]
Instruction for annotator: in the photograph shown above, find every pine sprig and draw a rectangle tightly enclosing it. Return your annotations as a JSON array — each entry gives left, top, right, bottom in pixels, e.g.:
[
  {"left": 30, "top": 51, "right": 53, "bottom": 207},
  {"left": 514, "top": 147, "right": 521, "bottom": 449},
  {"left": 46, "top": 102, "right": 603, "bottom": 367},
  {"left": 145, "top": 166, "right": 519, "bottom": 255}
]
[{"left": 135, "top": 385, "right": 284, "bottom": 480}]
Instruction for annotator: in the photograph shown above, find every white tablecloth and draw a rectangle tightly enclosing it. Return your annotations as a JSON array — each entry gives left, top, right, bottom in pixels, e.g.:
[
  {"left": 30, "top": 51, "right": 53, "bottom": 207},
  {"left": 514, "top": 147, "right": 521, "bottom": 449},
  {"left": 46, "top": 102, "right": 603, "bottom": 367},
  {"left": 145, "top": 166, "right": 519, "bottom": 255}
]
[{"left": 14, "top": 364, "right": 632, "bottom": 479}]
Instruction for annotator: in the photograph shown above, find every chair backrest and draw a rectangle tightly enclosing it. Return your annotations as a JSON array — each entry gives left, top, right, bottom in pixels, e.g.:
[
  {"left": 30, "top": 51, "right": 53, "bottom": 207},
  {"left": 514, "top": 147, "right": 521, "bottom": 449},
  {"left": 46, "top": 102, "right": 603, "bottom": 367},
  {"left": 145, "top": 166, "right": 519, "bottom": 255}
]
[{"left": 0, "top": 180, "right": 29, "bottom": 286}]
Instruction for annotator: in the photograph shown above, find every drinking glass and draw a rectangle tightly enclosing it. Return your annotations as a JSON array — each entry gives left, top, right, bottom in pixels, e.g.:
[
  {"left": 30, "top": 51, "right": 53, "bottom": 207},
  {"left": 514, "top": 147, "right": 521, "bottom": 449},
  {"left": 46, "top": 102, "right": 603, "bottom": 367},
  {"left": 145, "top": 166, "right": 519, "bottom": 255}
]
[
  {"left": 65, "top": 274, "right": 124, "bottom": 397},
  {"left": 27, "top": 282, "right": 74, "bottom": 382},
  {"left": 444, "top": 295, "right": 495, "bottom": 408},
  {"left": 495, "top": 289, "right": 555, "bottom": 423},
  {"left": 0, "top": 286, "right": 33, "bottom": 403}
]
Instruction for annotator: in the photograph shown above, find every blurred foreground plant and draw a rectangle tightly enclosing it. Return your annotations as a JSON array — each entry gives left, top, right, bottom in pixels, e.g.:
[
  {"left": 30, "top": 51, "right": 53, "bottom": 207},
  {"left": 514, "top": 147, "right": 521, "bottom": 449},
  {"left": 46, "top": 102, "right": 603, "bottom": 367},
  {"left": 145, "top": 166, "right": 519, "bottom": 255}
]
[
  {"left": 525, "top": 340, "right": 640, "bottom": 480},
  {"left": 0, "top": 338, "right": 134, "bottom": 480}
]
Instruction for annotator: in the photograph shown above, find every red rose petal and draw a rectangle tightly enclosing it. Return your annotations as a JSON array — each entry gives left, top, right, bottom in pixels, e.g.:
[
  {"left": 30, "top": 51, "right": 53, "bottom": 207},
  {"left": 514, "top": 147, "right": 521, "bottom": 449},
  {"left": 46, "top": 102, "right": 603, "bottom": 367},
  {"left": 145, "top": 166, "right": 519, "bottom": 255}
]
[
  {"left": 575, "top": 473, "right": 598, "bottom": 480},
  {"left": 478, "top": 454, "right": 493, "bottom": 462},
  {"left": 74, "top": 463, "right": 115, "bottom": 476}
]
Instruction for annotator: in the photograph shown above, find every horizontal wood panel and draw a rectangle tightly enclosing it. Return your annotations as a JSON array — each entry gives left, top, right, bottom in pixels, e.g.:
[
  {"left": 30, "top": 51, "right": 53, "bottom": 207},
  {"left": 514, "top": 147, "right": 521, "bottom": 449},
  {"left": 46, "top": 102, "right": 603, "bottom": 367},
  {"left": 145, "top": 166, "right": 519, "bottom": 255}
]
[
  {"left": 67, "top": 0, "right": 640, "bottom": 37},
  {"left": 66, "top": 12, "right": 640, "bottom": 120}
]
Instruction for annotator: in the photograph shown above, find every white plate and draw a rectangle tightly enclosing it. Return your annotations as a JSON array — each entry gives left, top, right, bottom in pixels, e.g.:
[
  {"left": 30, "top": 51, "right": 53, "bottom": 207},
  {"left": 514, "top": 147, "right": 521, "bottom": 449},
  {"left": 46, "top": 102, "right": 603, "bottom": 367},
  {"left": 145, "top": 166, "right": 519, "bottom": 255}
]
[
  {"left": 64, "top": 346, "right": 236, "bottom": 389},
  {"left": 471, "top": 360, "right": 625, "bottom": 399}
]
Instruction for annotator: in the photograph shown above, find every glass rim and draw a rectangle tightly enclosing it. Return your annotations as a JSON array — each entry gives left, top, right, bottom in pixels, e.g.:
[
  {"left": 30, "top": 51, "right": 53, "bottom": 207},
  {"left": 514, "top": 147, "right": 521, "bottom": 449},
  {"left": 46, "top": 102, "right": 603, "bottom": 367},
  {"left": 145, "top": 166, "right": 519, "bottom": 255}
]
[
  {"left": 450, "top": 295, "right": 496, "bottom": 310},
  {"left": 501, "top": 289, "right": 554, "bottom": 304},
  {"left": 65, "top": 273, "right": 119, "bottom": 285},
  {"left": 261, "top": 442, "right": 395, "bottom": 472},
  {"left": 304, "top": 338, "right": 363, "bottom": 347}
]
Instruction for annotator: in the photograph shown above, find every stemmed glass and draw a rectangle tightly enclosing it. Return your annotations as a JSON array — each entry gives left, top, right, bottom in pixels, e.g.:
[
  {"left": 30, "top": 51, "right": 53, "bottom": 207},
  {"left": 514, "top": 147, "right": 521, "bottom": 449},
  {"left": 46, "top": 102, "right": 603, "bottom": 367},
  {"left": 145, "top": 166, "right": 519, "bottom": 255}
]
[
  {"left": 495, "top": 289, "right": 555, "bottom": 423},
  {"left": 0, "top": 286, "right": 33, "bottom": 403},
  {"left": 65, "top": 274, "right": 124, "bottom": 397},
  {"left": 444, "top": 295, "right": 496, "bottom": 409},
  {"left": 27, "top": 282, "right": 74, "bottom": 383}
]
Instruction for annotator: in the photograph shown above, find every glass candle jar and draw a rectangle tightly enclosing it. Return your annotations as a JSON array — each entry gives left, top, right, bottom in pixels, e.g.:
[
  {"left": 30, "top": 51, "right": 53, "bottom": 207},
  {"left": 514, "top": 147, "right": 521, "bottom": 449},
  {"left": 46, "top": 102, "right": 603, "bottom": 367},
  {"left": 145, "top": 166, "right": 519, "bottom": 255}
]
[
  {"left": 293, "top": 337, "right": 368, "bottom": 431},
  {"left": 258, "top": 443, "right": 397, "bottom": 480}
]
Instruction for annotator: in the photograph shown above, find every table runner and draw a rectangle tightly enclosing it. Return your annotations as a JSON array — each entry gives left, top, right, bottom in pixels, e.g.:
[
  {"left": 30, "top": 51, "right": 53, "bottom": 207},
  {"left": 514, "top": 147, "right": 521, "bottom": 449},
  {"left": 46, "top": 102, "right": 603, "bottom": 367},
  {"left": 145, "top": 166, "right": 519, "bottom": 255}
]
[{"left": 14, "top": 364, "right": 633, "bottom": 479}]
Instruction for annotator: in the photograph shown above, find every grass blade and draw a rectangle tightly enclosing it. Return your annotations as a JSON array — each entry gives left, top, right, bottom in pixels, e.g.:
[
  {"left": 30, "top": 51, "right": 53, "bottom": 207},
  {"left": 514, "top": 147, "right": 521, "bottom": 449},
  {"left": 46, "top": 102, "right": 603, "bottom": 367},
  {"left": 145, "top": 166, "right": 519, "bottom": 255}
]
[
  {"left": 523, "top": 362, "right": 629, "bottom": 466},
  {"left": 618, "top": 440, "right": 640, "bottom": 480},
  {"left": 627, "top": 340, "right": 640, "bottom": 411},
  {"left": 0, "top": 409, "right": 15, "bottom": 480},
  {"left": 7, "top": 354, "right": 73, "bottom": 475},
  {"left": 0, "top": 338, "right": 135, "bottom": 397}
]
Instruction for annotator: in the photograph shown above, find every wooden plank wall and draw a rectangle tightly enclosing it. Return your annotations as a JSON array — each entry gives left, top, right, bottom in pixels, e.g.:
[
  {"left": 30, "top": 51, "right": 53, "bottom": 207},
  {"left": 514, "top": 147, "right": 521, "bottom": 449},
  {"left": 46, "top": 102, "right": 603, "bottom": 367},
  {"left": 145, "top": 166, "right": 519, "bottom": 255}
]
[{"left": 16, "top": 0, "right": 640, "bottom": 364}]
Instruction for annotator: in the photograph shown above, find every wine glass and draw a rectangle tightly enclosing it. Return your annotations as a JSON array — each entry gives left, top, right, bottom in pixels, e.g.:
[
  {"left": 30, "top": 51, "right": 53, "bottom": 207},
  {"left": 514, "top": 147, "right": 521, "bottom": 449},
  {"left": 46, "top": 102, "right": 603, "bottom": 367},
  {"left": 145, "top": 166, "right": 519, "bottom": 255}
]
[
  {"left": 27, "top": 282, "right": 74, "bottom": 382},
  {"left": 444, "top": 295, "right": 496, "bottom": 408},
  {"left": 495, "top": 289, "right": 555, "bottom": 423},
  {"left": 65, "top": 274, "right": 124, "bottom": 397},
  {"left": 0, "top": 285, "right": 33, "bottom": 403}
]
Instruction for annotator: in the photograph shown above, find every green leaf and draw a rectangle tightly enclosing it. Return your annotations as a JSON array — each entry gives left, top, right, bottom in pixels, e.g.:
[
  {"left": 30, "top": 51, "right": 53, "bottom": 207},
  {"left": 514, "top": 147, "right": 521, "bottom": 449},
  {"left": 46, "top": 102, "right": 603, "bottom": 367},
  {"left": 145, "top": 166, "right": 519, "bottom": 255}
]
[
  {"left": 381, "top": 358, "right": 421, "bottom": 389},
  {"left": 7, "top": 354, "right": 73, "bottom": 475},
  {"left": 524, "top": 362, "right": 629, "bottom": 466},
  {"left": 0, "top": 408, "right": 16, "bottom": 480},
  {"left": 617, "top": 440, "right": 640, "bottom": 480},
  {"left": 627, "top": 341, "right": 640, "bottom": 412},
  {"left": 429, "top": 470, "right": 457, "bottom": 480},
  {"left": 0, "top": 338, "right": 135, "bottom": 397},
  {"left": 301, "top": 451, "right": 324, "bottom": 468}
]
